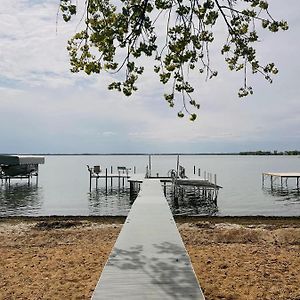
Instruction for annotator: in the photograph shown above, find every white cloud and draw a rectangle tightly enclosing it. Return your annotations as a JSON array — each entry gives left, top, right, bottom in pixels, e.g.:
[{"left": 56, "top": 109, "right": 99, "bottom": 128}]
[{"left": 0, "top": 0, "right": 299, "bottom": 153}]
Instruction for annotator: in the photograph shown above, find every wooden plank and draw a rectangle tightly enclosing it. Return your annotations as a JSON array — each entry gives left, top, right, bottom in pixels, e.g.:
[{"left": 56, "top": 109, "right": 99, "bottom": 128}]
[{"left": 92, "top": 179, "right": 204, "bottom": 300}]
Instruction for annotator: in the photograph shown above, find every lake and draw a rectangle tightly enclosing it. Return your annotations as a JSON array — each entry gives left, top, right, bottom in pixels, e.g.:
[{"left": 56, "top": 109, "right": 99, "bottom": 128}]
[{"left": 0, "top": 155, "right": 299, "bottom": 217}]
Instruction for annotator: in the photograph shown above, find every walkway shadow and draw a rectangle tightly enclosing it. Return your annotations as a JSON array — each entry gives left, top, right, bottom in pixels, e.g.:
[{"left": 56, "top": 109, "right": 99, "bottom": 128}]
[{"left": 105, "top": 242, "right": 202, "bottom": 299}]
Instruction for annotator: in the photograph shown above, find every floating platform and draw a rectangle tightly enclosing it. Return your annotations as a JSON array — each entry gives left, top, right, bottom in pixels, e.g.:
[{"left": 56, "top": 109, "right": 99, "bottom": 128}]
[{"left": 92, "top": 179, "right": 205, "bottom": 299}]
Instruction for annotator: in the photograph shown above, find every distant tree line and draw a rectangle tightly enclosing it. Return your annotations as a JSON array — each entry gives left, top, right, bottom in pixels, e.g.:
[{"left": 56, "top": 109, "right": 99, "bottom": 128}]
[{"left": 239, "top": 150, "right": 300, "bottom": 155}]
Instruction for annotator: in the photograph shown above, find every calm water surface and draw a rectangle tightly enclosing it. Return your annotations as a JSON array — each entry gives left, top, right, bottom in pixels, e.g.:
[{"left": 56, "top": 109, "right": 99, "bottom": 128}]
[{"left": 0, "top": 155, "right": 299, "bottom": 216}]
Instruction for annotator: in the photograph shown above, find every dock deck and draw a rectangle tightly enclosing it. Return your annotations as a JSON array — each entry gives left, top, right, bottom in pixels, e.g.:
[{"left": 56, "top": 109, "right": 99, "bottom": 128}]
[
  {"left": 262, "top": 172, "right": 300, "bottom": 188},
  {"left": 92, "top": 179, "right": 204, "bottom": 299}
]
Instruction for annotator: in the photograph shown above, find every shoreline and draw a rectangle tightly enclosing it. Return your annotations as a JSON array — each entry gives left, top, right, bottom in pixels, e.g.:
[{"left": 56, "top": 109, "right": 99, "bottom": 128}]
[
  {"left": 1, "top": 216, "right": 299, "bottom": 299},
  {"left": 1, "top": 214, "right": 300, "bottom": 224}
]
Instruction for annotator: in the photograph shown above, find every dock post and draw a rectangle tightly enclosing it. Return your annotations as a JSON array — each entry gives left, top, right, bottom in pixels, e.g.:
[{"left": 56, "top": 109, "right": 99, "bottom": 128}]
[
  {"left": 204, "top": 171, "right": 206, "bottom": 180},
  {"left": 176, "top": 154, "right": 180, "bottom": 178},
  {"left": 89, "top": 173, "right": 92, "bottom": 191},
  {"left": 129, "top": 181, "right": 133, "bottom": 200},
  {"left": 145, "top": 166, "right": 149, "bottom": 178},
  {"left": 193, "top": 165, "right": 196, "bottom": 175},
  {"left": 262, "top": 173, "right": 264, "bottom": 187},
  {"left": 148, "top": 155, "right": 152, "bottom": 177},
  {"left": 134, "top": 166, "right": 136, "bottom": 174},
  {"left": 105, "top": 168, "right": 108, "bottom": 194},
  {"left": 271, "top": 175, "right": 273, "bottom": 190},
  {"left": 214, "top": 174, "right": 217, "bottom": 185},
  {"left": 297, "top": 177, "right": 299, "bottom": 190},
  {"left": 213, "top": 190, "right": 218, "bottom": 205},
  {"left": 198, "top": 168, "right": 201, "bottom": 177},
  {"left": 110, "top": 166, "right": 113, "bottom": 186}
]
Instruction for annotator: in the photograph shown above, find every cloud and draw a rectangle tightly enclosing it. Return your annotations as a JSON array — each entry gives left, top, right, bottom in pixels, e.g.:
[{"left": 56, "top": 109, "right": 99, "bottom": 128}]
[{"left": 0, "top": 0, "right": 299, "bottom": 153}]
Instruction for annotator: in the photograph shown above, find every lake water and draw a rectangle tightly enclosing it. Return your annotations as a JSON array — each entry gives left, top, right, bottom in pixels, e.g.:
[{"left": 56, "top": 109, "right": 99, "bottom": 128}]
[{"left": 0, "top": 155, "right": 299, "bottom": 217}]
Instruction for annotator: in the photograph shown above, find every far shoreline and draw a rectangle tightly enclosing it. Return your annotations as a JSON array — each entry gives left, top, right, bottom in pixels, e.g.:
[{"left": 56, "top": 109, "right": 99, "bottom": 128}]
[{"left": 1, "top": 152, "right": 300, "bottom": 156}]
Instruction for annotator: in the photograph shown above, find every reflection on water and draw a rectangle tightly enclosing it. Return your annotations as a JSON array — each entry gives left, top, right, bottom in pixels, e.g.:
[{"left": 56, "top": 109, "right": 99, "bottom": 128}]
[
  {"left": 263, "top": 186, "right": 300, "bottom": 205},
  {"left": 88, "top": 187, "right": 136, "bottom": 216},
  {"left": 88, "top": 183, "right": 218, "bottom": 216},
  {"left": 0, "top": 181, "right": 42, "bottom": 216},
  {"left": 165, "top": 185, "right": 219, "bottom": 216}
]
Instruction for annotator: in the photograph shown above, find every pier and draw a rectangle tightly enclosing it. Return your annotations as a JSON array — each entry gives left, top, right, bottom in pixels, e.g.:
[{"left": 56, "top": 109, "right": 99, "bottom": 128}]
[
  {"left": 262, "top": 172, "right": 300, "bottom": 189},
  {"left": 87, "top": 155, "right": 221, "bottom": 206},
  {"left": 92, "top": 179, "right": 205, "bottom": 299}
]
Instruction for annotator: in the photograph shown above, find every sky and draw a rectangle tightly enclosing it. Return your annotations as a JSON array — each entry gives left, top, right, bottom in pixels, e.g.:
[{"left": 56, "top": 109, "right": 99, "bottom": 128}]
[{"left": 0, "top": 0, "right": 299, "bottom": 154}]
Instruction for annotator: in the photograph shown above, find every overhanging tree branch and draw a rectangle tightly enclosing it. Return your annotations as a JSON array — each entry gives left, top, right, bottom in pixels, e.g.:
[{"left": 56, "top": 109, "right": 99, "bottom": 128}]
[{"left": 59, "top": 0, "right": 288, "bottom": 120}]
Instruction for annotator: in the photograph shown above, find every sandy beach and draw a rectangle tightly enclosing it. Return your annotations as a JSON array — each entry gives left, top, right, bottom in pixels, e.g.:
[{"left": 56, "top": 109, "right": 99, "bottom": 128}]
[{"left": 0, "top": 216, "right": 299, "bottom": 300}]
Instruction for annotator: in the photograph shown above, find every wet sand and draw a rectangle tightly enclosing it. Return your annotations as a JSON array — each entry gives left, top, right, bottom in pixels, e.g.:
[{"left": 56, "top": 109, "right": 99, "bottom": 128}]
[{"left": 0, "top": 216, "right": 299, "bottom": 300}]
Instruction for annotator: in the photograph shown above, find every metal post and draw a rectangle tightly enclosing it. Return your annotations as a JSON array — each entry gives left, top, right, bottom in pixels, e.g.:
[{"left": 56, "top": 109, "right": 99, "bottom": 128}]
[
  {"left": 130, "top": 181, "right": 134, "bottom": 200},
  {"left": 110, "top": 166, "right": 113, "bottom": 186},
  {"left": 105, "top": 168, "right": 108, "bottom": 194},
  {"left": 176, "top": 155, "right": 180, "bottom": 178},
  {"left": 198, "top": 168, "right": 201, "bottom": 177},
  {"left": 271, "top": 175, "right": 273, "bottom": 190},
  {"left": 193, "top": 165, "right": 196, "bottom": 175},
  {"left": 89, "top": 172, "right": 92, "bottom": 191},
  {"left": 148, "top": 155, "right": 152, "bottom": 177}
]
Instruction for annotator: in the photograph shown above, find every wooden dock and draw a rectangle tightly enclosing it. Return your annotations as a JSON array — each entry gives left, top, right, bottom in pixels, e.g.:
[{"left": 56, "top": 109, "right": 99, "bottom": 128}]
[
  {"left": 92, "top": 179, "right": 205, "bottom": 299},
  {"left": 262, "top": 172, "right": 300, "bottom": 188}
]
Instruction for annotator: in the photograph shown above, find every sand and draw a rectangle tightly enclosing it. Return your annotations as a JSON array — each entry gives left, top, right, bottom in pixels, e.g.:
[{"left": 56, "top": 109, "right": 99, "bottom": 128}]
[{"left": 0, "top": 216, "right": 300, "bottom": 300}]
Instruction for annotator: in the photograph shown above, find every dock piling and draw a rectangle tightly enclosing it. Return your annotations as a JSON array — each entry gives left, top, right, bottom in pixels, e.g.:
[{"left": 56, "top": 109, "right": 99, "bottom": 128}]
[
  {"left": 110, "top": 166, "right": 113, "bottom": 186},
  {"left": 105, "top": 168, "right": 108, "bottom": 193}
]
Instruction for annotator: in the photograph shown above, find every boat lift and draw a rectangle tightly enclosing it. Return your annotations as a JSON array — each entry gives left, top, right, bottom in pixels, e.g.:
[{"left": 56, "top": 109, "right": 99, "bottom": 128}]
[{"left": 0, "top": 155, "right": 45, "bottom": 185}]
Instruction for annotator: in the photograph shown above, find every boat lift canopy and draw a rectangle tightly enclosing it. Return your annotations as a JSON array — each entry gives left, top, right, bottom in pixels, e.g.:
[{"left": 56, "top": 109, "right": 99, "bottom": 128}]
[
  {"left": 0, "top": 155, "right": 45, "bottom": 166},
  {"left": 0, "top": 155, "right": 45, "bottom": 178}
]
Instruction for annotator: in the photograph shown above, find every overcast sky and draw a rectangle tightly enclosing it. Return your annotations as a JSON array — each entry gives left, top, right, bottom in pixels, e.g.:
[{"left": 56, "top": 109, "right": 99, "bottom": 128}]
[{"left": 0, "top": 0, "right": 299, "bottom": 153}]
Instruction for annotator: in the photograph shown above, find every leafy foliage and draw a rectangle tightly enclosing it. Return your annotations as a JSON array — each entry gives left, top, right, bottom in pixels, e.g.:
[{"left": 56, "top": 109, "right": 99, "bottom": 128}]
[{"left": 60, "top": 0, "right": 288, "bottom": 120}]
